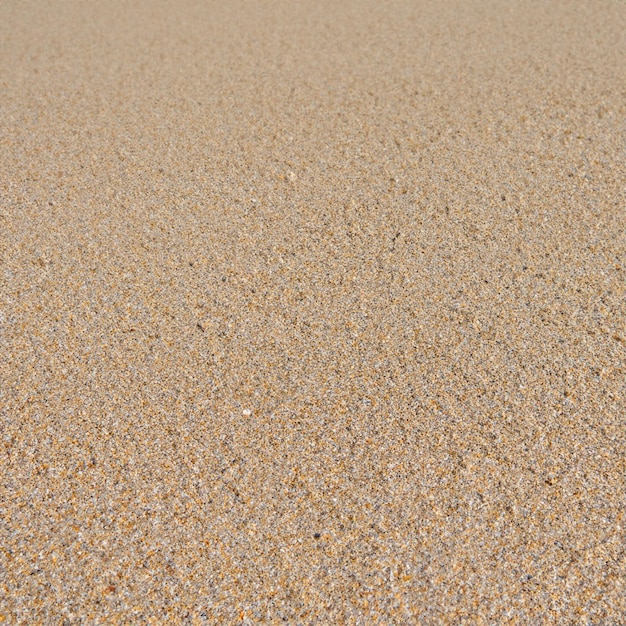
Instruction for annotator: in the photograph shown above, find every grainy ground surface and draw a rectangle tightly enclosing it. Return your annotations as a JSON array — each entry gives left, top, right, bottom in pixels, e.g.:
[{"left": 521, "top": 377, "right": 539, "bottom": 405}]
[{"left": 1, "top": 0, "right": 625, "bottom": 623}]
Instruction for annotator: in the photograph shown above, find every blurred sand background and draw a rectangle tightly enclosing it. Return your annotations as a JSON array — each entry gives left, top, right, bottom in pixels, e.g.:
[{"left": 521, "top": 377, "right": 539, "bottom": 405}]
[{"left": 1, "top": 0, "right": 625, "bottom": 622}]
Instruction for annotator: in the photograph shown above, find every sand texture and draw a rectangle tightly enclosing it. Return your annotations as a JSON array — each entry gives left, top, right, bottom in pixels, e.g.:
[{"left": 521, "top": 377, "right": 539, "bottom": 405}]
[{"left": 1, "top": 0, "right": 625, "bottom": 622}]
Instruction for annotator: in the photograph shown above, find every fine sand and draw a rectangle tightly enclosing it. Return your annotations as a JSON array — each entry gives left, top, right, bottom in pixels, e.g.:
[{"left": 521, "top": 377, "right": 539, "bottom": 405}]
[{"left": 1, "top": 1, "right": 625, "bottom": 622}]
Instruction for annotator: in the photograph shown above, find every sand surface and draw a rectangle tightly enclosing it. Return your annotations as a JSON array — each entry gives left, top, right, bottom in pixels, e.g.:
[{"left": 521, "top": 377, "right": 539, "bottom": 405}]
[{"left": 1, "top": 0, "right": 625, "bottom": 622}]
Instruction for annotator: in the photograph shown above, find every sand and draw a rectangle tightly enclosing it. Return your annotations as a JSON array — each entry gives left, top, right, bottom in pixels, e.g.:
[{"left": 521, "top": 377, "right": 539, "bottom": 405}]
[{"left": 1, "top": 0, "right": 625, "bottom": 622}]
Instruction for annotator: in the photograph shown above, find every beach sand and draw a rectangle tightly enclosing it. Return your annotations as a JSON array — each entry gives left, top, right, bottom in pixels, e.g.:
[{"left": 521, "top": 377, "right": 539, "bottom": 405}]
[{"left": 1, "top": 0, "right": 625, "bottom": 622}]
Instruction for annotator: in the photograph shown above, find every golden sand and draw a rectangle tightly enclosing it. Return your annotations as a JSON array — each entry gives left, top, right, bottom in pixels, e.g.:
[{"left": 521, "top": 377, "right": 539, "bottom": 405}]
[{"left": 1, "top": 1, "right": 625, "bottom": 622}]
